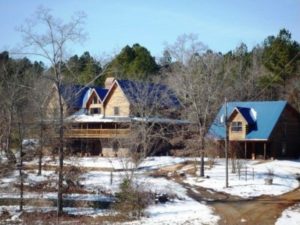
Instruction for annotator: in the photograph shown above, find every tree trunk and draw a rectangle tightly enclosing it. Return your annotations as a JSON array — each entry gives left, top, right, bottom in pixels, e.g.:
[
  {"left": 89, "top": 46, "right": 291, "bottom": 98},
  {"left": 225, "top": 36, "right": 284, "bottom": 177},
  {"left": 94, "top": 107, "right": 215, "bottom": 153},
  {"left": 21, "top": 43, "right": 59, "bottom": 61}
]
[
  {"left": 18, "top": 122, "right": 24, "bottom": 212},
  {"left": 199, "top": 128, "right": 205, "bottom": 177},
  {"left": 225, "top": 99, "right": 229, "bottom": 188},
  {"left": 200, "top": 150, "right": 205, "bottom": 177},
  {"left": 38, "top": 120, "right": 43, "bottom": 176},
  {"left": 57, "top": 85, "right": 64, "bottom": 216}
]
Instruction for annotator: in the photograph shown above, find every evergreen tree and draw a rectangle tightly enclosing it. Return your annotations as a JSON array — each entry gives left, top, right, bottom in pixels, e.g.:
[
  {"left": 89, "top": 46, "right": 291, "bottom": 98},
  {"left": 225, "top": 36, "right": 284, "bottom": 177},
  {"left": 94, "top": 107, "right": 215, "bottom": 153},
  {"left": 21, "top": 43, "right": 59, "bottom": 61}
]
[
  {"left": 262, "top": 29, "right": 300, "bottom": 85},
  {"left": 107, "top": 44, "right": 159, "bottom": 81},
  {"left": 64, "top": 51, "right": 102, "bottom": 85}
]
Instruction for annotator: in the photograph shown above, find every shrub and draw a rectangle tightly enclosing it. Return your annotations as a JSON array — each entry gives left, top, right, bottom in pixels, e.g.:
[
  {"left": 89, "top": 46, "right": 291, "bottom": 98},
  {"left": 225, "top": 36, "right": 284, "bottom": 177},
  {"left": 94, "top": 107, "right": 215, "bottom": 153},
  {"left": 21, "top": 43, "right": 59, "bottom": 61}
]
[
  {"left": 114, "top": 178, "right": 153, "bottom": 219},
  {"left": 63, "top": 165, "right": 85, "bottom": 192}
]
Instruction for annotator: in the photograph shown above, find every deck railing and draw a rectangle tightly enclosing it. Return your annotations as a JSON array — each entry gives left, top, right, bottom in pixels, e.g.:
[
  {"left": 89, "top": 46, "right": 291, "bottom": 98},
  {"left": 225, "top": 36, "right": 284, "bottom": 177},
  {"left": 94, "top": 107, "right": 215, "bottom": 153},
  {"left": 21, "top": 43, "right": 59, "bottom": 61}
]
[{"left": 65, "top": 128, "right": 131, "bottom": 138}]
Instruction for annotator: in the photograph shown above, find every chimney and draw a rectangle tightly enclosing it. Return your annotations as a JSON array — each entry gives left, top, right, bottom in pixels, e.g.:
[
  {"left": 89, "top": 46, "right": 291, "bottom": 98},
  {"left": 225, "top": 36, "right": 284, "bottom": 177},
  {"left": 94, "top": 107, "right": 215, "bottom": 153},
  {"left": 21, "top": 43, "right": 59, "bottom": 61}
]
[{"left": 104, "top": 77, "right": 115, "bottom": 89}]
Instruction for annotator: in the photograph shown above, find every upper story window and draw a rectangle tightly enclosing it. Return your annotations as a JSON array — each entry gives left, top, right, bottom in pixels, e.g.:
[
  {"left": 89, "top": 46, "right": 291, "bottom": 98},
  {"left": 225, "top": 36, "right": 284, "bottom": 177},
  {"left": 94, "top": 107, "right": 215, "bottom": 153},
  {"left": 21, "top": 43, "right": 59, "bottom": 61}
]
[
  {"left": 231, "top": 121, "right": 243, "bottom": 132},
  {"left": 114, "top": 106, "right": 120, "bottom": 116}
]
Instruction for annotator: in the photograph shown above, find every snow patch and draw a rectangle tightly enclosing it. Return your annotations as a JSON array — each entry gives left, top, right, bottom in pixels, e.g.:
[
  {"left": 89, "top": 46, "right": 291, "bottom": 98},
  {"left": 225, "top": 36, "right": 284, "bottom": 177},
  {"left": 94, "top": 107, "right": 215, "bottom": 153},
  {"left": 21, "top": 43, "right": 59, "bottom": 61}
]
[{"left": 276, "top": 203, "right": 300, "bottom": 225}]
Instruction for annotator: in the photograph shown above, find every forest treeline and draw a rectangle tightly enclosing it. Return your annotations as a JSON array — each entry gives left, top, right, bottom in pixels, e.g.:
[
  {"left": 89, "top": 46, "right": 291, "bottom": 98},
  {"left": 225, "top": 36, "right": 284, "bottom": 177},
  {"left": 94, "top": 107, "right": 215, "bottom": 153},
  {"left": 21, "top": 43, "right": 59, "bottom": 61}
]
[
  {"left": 2, "top": 28, "right": 299, "bottom": 100},
  {"left": 0, "top": 28, "right": 300, "bottom": 146}
]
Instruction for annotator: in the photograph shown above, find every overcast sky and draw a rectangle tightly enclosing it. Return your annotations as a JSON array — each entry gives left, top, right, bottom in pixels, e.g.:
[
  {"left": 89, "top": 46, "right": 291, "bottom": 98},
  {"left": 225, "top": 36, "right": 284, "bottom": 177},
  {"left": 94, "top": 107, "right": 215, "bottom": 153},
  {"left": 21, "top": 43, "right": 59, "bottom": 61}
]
[{"left": 0, "top": 0, "right": 299, "bottom": 61}]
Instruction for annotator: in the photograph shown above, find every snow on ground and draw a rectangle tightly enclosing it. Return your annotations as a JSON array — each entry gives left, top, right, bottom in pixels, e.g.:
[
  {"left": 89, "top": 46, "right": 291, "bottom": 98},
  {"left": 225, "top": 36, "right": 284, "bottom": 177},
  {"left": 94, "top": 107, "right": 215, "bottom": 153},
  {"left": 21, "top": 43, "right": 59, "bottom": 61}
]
[
  {"left": 121, "top": 175, "right": 219, "bottom": 225},
  {"left": 123, "top": 200, "right": 218, "bottom": 225},
  {"left": 276, "top": 203, "right": 300, "bottom": 225},
  {"left": 25, "top": 156, "right": 190, "bottom": 170},
  {"left": 183, "top": 159, "right": 300, "bottom": 198},
  {"left": 3, "top": 156, "right": 300, "bottom": 224},
  {"left": 81, "top": 169, "right": 188, "bottom": 197},
  {"left": 81, "top": 171, "right": 122, "bottom": 193},
  {"left": 0, "top": 170, "right": 19, "bottom": 188},
  {"left": 26, "top": 170, "right": 55, "bottom": 183},
  {"left": 0, "top": 192, "right": 113, "bottom": 202},
  {"left": 0, "top": 151, "right": 7, "bottom": 163},
  {"left": 0, "top": 156, "right": 219, "bottom": 225}
]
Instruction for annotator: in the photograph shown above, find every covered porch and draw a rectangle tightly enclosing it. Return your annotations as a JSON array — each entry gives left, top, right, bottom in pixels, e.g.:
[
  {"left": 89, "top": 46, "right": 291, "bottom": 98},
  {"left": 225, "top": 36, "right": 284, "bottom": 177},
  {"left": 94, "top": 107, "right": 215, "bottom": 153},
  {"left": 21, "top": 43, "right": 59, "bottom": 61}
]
[{"left": 230, "top": 140, "right": 271, "bottom": 160}]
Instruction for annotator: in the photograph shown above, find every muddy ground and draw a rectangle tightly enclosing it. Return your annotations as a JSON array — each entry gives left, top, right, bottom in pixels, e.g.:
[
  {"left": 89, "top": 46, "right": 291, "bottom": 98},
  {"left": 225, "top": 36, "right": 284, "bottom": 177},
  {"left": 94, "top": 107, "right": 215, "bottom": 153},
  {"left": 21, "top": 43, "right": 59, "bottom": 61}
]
[{"left": 158, "top": 162, "right": 300, "bottom": 225}]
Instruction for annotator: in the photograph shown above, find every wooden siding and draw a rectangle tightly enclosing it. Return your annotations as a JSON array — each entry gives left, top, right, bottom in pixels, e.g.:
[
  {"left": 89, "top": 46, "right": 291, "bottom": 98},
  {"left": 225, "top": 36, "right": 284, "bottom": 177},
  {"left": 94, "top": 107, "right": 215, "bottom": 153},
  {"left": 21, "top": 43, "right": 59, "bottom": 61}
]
[
  {"left": 269, "top": 105, "right": 300, "bottom": 158},
  {"left": 86, "top": 91, "right": 101, "bottom": 109},
  {"left": 65, "top": 128, "right": 131, "bottom": 139},
  {"left": 89, "top": 103, "right": 104, "bottom": 115},
  {"left": 44, "top": 90, "right": 68, "bottom": 118},
  {"left": 229, "top": 111, "right": 247, "bottom": 140},
  {"left": 105, "top": 84, "right": 130, "bottom": 117}
]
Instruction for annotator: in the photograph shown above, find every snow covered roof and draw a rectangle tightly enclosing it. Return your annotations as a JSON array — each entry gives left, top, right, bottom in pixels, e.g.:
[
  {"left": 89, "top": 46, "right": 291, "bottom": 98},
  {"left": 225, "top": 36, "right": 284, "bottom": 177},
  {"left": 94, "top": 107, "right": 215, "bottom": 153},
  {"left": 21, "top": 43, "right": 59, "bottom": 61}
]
[
  {"left": 66, "top": 114, "right": 132, "bottom": 123},
  {"left": 66, "top": 112, "right": 189, "bottom": 124}
]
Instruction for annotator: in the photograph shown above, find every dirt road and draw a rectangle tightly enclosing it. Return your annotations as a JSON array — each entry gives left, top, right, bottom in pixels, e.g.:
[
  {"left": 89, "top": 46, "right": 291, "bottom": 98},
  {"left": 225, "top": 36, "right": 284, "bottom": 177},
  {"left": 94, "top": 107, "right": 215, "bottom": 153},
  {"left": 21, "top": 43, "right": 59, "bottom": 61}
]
[
  {"left": 155, "top": 161, "right": 300, "bottom": 225},
  {"left": 185, "top": 183, "right": 300, "bottom": 225}
]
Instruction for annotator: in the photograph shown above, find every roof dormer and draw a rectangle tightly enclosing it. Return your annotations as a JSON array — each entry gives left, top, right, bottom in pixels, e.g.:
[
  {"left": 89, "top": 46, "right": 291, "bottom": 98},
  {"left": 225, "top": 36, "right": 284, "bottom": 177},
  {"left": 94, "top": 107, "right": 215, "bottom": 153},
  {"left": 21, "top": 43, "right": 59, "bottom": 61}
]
[
  {"left": 228, "top": 107, "right": 257, "bottom": 140},
  {"left": 86, "top": 88, "right": 104, "bottom": 115}
]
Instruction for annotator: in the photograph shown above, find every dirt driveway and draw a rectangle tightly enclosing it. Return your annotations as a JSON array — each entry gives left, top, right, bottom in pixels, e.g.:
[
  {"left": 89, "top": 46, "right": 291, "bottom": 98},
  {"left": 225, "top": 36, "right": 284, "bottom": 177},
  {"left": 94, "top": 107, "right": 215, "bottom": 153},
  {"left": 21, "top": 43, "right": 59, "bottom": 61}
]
[
  {"left": 184, "top": 182, "right": 300, "bottom": 225},
  {"left": 155, "top": 162, "right": 300, "bottom": 225}
]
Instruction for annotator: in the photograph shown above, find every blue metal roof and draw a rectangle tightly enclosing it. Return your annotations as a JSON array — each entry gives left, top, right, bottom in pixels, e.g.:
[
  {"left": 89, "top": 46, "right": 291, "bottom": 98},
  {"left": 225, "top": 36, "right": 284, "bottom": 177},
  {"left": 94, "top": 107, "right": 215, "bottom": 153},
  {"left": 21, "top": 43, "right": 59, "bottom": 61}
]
[
  {"left": 93, "top": 87, "right": 108, "bottom": 100},
  {"left": 60, "top": 80, "right": 180, "bottom": 110},
  {"left": 60, "top": 84, "right": 89, "bottom": 109},
  {"left": 116, "top": 79, "right": 181, "bottom": 108},
  {"left": 208, "top": 101, "right": 287, "bottom": 140},
  {"left": 60, "top": 84, "right": 108, "bottom": 109},
  {"left": 235, "top": 107, "right": 256, "bottom": 125}
]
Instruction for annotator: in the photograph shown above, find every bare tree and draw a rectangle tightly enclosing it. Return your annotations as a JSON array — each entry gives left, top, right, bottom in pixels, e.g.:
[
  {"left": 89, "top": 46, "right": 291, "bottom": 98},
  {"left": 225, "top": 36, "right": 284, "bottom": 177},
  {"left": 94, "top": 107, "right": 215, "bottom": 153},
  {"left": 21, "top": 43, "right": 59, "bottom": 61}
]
[
  {"left": 17, "top": 7, "right": 86, "bottom": 215},
  {"left": 223, "top": 44, "right": 269, "bottom": 101},
  {"left": 165, "top": 34, "right": 225, "bottom": 177},
  {"left": 117, "top": 79, "right": 180, "bottom": 171},
  {"left": 113, "top": 80, "right": 180, "bottom": 219},
  {"left": 27, "top": 76, "right": 52, "bottom": 175},
  {"left": 0, "top": 57, "right": 31, "bottom": 164}
]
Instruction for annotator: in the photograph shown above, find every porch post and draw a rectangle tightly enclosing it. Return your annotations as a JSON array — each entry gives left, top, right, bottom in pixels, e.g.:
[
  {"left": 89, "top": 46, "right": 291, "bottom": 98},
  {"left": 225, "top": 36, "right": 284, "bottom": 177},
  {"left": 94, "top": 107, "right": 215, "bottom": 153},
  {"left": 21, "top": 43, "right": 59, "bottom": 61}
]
[
  {"left": 244, "top": 142, "right": 247, "bottom": 159},
  {"left": 80, "top": 139, "right": 83, "bottom": 157},
  {"left": 264, "top": 142, "right": 267, "bottom": 160},
  {"left": 251, "top": 142, "right": 255, "bottom": 160}
]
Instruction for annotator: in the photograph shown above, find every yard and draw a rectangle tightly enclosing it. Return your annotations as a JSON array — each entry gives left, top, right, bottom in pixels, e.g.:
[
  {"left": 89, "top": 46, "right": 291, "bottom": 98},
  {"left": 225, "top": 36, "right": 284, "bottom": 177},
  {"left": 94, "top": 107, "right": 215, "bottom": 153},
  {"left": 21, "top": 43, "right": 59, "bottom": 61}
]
[{"left": 1, "top": 153, "right": 300, "bottom": 224}]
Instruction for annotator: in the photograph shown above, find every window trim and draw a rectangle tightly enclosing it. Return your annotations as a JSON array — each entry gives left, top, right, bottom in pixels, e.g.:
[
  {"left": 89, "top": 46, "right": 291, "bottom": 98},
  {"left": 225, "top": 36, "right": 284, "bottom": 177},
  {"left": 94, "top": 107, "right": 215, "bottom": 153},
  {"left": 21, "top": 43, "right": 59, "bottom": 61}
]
[
  {"left": 114, "top": 106, "right": 120, "bottom": 116},
  {"left": 231, "top": 121, "right": 243, "bottom": 132}
]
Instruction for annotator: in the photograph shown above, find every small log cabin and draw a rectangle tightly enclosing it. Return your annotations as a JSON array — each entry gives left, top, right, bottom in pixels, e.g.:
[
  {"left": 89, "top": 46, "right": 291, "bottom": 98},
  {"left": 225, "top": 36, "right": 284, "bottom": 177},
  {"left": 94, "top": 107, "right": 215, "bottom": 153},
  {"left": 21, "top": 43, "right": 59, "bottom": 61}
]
[
  {"left": 208, "top": 101, "right": 300, "bottom": 159},
  {"left": 46, "top": 77, "right": 184, "bottom": 157}
]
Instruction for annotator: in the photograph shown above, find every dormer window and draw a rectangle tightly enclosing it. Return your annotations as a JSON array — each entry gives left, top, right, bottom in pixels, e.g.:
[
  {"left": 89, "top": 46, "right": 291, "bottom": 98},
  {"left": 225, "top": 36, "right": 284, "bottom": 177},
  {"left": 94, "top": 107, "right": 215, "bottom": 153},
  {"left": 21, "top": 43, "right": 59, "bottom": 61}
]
[{"left": 231, "top": 121, "right": 243, "bottom": 132}]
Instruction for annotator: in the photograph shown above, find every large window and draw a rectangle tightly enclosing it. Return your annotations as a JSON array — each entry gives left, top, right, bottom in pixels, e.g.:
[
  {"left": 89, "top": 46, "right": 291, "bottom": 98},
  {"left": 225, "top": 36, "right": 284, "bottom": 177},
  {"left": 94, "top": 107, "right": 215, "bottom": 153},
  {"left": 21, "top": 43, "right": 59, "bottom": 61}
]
[
  {"left": 114, "top": 106, "right": 120, "bottom": 116},
  {"left": 91, "top": 108, "right": 101, "bottom": 115},
  {"left": 231, "top": 121, "right": 243, "bottom": 132}
]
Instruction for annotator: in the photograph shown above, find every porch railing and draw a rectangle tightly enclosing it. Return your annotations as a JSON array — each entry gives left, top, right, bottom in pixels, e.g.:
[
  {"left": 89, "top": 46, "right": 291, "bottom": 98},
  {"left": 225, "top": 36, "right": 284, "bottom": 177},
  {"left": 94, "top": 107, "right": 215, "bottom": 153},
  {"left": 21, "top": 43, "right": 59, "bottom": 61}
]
[{"left": 65, "top": 128, "right": 130, "bottom": 138}]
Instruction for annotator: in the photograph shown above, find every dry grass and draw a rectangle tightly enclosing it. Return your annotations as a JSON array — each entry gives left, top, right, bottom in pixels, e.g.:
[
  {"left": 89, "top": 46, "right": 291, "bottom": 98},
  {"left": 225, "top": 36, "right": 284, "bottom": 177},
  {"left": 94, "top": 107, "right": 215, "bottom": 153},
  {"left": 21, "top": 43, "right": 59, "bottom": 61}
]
[
  {"left": 0, "top": 162, "right": 15, "bottom": 178},
  {"left": 19, "top": 211, "right": 132, "bottom": 225}
]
